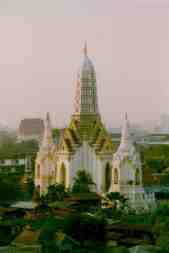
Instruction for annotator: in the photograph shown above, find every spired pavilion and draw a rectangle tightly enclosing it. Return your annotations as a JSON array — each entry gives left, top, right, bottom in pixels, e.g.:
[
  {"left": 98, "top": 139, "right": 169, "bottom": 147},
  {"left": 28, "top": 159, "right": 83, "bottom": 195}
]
[{"left": 35, "top": 44, "right": 155, "bottom": 209}]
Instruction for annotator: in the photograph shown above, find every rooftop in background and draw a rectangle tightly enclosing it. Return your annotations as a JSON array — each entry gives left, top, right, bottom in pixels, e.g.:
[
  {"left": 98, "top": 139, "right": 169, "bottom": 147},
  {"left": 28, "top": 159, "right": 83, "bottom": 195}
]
[
  {"left": 12, "top": 228, "right": 41, "bottom": 247},
  {"left": 18, "top": 118, "right": 44, "bottom": 142}
]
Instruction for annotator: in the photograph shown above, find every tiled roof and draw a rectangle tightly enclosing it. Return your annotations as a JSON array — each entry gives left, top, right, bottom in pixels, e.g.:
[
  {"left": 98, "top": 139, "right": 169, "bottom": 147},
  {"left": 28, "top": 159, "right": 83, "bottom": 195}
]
[
  {"left": 12, "top": 229, "right": 41, "bottom": 245},
  {"left": 18, "top": 118, "right": 44, "bottom": 136}
]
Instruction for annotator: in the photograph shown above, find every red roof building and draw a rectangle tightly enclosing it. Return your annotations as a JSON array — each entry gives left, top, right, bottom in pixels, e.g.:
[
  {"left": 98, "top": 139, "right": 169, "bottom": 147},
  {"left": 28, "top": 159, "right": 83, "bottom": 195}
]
[{"left": 18, "top": 118, "right": 44, "bottom": 142}]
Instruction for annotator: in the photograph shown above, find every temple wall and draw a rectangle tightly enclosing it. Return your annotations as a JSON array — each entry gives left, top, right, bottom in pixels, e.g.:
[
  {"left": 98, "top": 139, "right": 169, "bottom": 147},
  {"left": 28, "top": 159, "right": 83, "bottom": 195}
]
[{"left": 69, "top": 141, "right": 100, "bottom": 188}]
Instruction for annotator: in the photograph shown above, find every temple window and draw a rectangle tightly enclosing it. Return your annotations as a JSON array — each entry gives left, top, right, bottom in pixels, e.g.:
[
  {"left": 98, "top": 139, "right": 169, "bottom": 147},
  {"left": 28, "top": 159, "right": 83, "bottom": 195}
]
[
  {"left": 60, "top": 163, "right": 66, "bottom": 186},
  {"left": 55, "top": 167, "right": 57, "bottom": 179},
  {"left": 105, "top": 163, "right": 111, "bottom": 192},
  {"left": 37, "top": 164, "right": 40, "bottom": 178},
  {"left": 114, "top": 168, "right": 119, "bottom": 184},
  {"left": 52, "top": 170, "right": 55, "bottom": 178},
  {"left": 48, "top": 175, "right": 52, "bottom": 185}
]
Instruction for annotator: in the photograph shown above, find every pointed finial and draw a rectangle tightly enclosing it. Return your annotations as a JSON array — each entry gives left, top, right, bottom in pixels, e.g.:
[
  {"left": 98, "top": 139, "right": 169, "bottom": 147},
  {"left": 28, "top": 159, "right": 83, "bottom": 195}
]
[
  {"left": 46, "top": 112, "right": 50, "bottom": 122},
  {"left": 120, "top": 112, "right": 130, "bottom": 145},
  {"left": 41, "top": 112, "right": 53, "bottom": 149},
  {"left": 125, "top": 112, "right": 128, "bottom": 121},
  {"left": 83, "top": 41, "right": 87, "bottom": 56}
]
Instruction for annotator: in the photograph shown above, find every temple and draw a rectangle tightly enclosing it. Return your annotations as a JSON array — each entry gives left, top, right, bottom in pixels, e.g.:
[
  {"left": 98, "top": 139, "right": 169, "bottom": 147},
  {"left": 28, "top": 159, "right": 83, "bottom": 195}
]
[
  {"left": 112, "top": 113, "right": 155, "bottom": 208},
  {"left": 34, "top": 44, "right": 155, "bottom": 209},
  {"left": 35, "top": 43, "right": 114, "bottom": 195}
]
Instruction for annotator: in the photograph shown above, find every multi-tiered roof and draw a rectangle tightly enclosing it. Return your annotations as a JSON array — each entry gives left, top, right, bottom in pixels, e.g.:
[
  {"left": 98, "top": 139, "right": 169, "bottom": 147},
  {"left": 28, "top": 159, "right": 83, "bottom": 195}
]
[{"left": 57, "top": 43, "right": 114, "bottom": 156}]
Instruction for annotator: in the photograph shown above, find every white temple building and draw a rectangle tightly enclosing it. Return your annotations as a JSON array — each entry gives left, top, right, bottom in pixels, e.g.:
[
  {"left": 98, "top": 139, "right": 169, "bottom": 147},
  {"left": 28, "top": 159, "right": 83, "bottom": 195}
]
[
  {"left": 112, "top": 113, "right": 155, "bottom": 209},
  {"left": 34, "top": 44, "right": 155, "bottom": 209}
]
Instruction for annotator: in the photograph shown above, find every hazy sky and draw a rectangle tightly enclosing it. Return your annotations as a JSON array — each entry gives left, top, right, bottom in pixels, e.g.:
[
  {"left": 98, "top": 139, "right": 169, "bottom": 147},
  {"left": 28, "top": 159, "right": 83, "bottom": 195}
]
[{"left": 0, "top": 0, "right": 169, "bottom": 129}]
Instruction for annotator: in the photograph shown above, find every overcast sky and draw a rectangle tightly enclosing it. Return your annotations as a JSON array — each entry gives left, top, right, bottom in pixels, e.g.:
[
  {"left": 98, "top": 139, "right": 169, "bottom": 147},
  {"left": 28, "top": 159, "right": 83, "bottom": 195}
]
[{"left": 0, "top": 0, "right": 169, "bottom": 129}]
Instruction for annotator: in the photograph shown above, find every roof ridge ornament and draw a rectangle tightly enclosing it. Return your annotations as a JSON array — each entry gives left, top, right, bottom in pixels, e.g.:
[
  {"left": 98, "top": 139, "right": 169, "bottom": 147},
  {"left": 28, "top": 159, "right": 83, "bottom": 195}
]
[
  {"left": 46, "top": 112, "right": 50, "bottom": 123},
  {"left": 125, "top": 112, "right": 128, "bottom": 121},
  {"left": 41, "top": 112, "right": 53, "bottom": 150},
  {"left": 121, "top": 112, "right": 130, "bottom": 145},
  {"left": 84, "top": 41, "right": 88, "bottom": 56}
]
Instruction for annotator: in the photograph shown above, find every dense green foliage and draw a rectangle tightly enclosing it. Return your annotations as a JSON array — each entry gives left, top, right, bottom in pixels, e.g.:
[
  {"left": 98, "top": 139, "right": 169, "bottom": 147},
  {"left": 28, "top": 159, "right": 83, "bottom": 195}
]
[
  {"left": 37, "top": 213, "right": 106, "bottom": 253},
  {"left": 0, "top": 137, "right": 38, "bottom": 159},
  {"left": 0, "top": 178, "right": 20, "bottom": 204},
  {"left": 151, "top": 203, "right": 169, "bottom": 251},
  {"left": 106, "top": 192, "right": 127, "bottom": 206},
  {"left": 0, "top": 159, "right": 169, "bottom": 252},
  {"left": 45, "top": 183, "right": 67, "bottom": 202},
  {"left": 72, "top": 170, "right": 95, "bottom": 193},
  {"left": 63, "top": 213, "right": 106, "bottom": 241},
  {"left": 0, "top": 172, "right": 34, "bottom": 204},
  {"left": 52, "top": 128, "right": 60, "bottom": 140},
  {"left": 140, "top": 145, "right": 169, "bottom": 173},
  {"left": 0, "top": 135, "right": 37, "bottom": 203}
]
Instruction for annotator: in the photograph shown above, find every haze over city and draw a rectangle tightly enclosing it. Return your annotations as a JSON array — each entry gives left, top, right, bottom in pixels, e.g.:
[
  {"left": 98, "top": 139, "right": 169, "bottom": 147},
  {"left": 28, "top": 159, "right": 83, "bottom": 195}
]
[{"left": 0, "top": 0, "right": 169, "bottom": 129}]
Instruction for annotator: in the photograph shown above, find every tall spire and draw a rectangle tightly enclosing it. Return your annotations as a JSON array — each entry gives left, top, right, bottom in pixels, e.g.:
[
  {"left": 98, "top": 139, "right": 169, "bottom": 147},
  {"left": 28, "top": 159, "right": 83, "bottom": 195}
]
[
  {"left": 121, "top": 112, "right": 130, "bottom": 145},
  {"left": 74, "top": 43, "right": 99, "bottom": 116},
  {"left": 41, "top": 112, "right": 53, "bottom": 150}
]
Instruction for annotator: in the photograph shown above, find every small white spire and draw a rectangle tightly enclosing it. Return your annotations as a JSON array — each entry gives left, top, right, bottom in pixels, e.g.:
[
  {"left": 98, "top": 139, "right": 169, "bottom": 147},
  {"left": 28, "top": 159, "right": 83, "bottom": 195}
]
[
  {"left": 41, "top": 112, "right": 53, "bottom": 149},
  {"left": 121, "top": 112, "right": 130, "bottom": 145},
  {"left": 46, "top": 112, "right": 50, "bottom": 123},
  {"left": 125, "top": 112, "right": 128, "bottom": 121}
]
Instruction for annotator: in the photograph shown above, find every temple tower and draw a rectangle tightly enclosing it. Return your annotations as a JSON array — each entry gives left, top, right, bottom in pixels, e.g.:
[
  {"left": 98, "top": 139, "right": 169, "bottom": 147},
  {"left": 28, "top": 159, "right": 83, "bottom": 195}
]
[
  {"left": 121, "top": 112, "right": 130, "bottom": 145},
  {"left": 35, "top": 44, "right": 114, "bottom": 196},
  {"left": 72, "top": 43, "right": 101, "bottom": 137},
  {"left": 35, "top": 112, "right": 55, "bottom": 195},
  {"left": 112, "top": 114, "right": 146, "bottom": 207},
  {"left": 41, "top": 112, "right": 53, "bottom": 150},
  {"left": 74, "top": 42, "right": 99, "bottom": 116}
]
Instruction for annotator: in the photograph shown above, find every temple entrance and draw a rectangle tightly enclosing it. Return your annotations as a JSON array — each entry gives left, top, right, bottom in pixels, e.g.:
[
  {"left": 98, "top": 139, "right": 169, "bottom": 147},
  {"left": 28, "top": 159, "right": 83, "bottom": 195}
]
[
  {"left": 33, "top": 185, "right": 40, "bottom": 201},
  {"left": 55, "top": 166, "right": 57, "bottom": 181},
  {"left": 105, "top": 163, "right": 111, "bottom": 192},
  {"left": 60, "top": 163, "right": 66, "bottom": 187},
  {"left": 114, "top": 168, "right": 119, "bottom": 184},
  {"left": 37, "top": 164, "right": 40, "bottom": 179}
]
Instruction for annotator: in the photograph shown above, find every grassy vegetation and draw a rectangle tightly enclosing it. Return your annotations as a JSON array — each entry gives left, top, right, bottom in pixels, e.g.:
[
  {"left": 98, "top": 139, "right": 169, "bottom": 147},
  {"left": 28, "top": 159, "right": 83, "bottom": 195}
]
[
  {"left": 0, "top": 138, "right": 38, "bottom": 159},
  {"left": 140, "top": 144, "right": 169, "bottom": 173}
]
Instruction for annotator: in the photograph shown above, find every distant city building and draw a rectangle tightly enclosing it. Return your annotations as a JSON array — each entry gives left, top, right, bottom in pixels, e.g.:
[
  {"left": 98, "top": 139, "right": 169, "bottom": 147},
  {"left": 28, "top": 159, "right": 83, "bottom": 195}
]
[
  {"left": 108, "top": 127, "right": 121, "bottom": 134},
  {"left": 18, "top": 118, "right": 44, "bottom": 142},
  {"left": 109, "top": 125, "right": 148, "bottom": 144},
  {"left": 160, "top": 114, "right": 169, "bottom": 130},
  {"left": 0, "top": 157, "right": 32, "bottom": 174},
  {"left": 154, "top": 114, "right": 169, "bottom": 133}
]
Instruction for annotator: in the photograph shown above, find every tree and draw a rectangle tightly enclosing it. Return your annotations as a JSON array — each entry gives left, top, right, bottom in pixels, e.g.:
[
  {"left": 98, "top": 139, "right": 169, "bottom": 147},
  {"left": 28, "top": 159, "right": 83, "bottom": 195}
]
[
  {"left": 104, "top": 192, "right": 127, "bottom": 214},
  {"left": 151, "top": 203, "right": 169, "bottom": 251},
  {"left": 46, "top": 183, "right": 66, "bottom": 202},
  {"left": 160, "top": 172, "right": 169, "bottom": 186},
  {"left": 0, "top": 177, "right": 21, "bottom": 205},
  {"left": 72, "top": 170, "right": 95, "bottom": 193},
  {"left": 32, "top": 186, "right": 41, "bottom": 203},
  {"left": 52, "top": 128, "right": 60, "bottom": 140},
  {"left": 63, "top": 213, "right": 105, "bottom": 242},
  {"left": 140, "top": 145, "right": 169, "bottom": 174}
]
